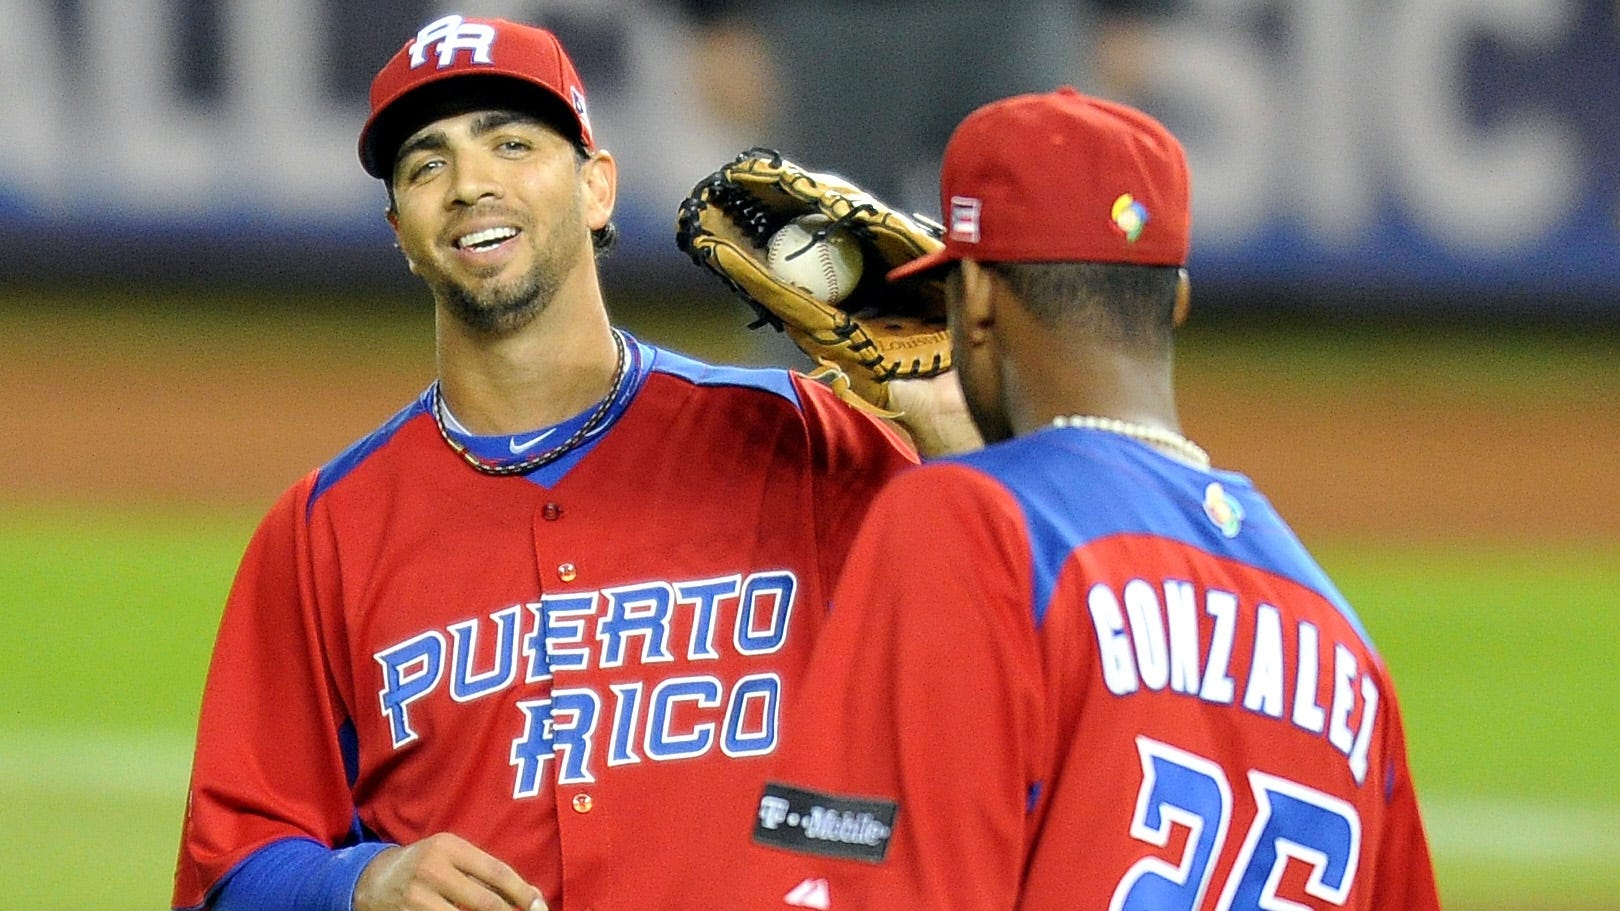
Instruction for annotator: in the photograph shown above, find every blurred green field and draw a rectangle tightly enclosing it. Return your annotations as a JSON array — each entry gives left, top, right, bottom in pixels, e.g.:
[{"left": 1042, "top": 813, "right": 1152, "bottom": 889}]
[
  {"left": 1, "top": 295, "right": 1617, "bottom": 909},
  {"left": 2, "top": 511, "right": 1616, "bottom": 908}
]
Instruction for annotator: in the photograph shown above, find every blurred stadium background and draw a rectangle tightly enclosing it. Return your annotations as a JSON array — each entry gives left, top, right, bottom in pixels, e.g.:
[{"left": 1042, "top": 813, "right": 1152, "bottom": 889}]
[{"left": 2, "top": 1, "right": 1617, "bottom": 909}]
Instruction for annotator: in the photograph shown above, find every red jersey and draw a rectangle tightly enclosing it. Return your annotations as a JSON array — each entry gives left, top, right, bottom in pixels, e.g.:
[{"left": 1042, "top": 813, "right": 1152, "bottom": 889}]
[
  {"left": 745, "top": 426, "right": 1440, "bottom": 911},
  {"left": 171, "top": 338, "right": 917, "bottom": 911}
]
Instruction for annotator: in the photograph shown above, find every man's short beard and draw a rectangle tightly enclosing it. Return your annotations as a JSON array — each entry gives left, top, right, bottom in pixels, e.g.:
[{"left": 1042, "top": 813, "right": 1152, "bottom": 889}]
[
  {"left": 436, "top": 216, "right": 581, "bottom": 335},
  {"left": 438, "top": 265, "right": 561, "bottom": 335},
  {"left": 425, "top": 181, "right": 589, "bottom": 336}
]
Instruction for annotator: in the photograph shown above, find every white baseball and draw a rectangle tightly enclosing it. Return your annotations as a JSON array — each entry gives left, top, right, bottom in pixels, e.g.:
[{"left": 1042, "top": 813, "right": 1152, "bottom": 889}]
[{"left": 765, "top": 215, "right": 864, "bottom": 305}]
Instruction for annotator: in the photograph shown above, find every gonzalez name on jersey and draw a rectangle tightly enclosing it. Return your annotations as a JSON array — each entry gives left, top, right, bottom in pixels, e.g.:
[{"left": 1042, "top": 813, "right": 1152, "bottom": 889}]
[{"left": 747, "top": 426, "right": 1440, "bottom": 911}]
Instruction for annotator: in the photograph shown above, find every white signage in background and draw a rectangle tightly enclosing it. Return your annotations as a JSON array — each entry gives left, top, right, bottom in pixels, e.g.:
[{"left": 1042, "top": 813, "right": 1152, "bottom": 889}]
[
  {"left": 1383, "top": 0, "right": 1579, "bottom": 251},
  {"left": 1154, "top": 0, "right": 1581, "bottom": 256},
  {"left": 0, "top": 0, "right": 69, "bottom": 210},
  {"left": 0, "top": 0, "right": 736, "bottom": 225},
  {"left": 0, "top": 0, "right": 1604, "bottom": 293},
  {"left": 0, "top": 0, "right": 369, "bottom": 218},
  {"left": 220, "top": 0, "right": 369, "bottom": 206},
  {"left": 80, "top": 0, "right": 215, "bottom": 209}
]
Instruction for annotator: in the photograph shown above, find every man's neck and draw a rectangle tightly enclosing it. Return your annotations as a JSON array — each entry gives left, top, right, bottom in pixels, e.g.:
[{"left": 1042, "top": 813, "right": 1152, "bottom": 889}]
[
  {"left": 1011, "top": 341, "right": 1182, "bottom": 439},
  {"left": 435, "top": 296, "right": 619, "bottom": 436}
]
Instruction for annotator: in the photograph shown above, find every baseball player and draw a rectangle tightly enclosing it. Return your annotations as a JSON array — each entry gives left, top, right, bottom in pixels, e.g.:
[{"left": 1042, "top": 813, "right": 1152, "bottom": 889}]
[
  {"left": 741, "top": 89, "right": 1442, "bottom": 911},
  {"left": 170, "top": 14, "right": 972, "bottom": 911}
]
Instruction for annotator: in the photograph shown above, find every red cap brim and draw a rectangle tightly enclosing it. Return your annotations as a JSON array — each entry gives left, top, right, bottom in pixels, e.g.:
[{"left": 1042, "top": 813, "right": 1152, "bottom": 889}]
[{"left": 886, "top": 248, "right": 957, "bottom": 283}]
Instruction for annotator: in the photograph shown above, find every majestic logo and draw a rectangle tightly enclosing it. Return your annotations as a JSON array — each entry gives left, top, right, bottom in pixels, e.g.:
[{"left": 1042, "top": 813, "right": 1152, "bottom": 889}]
[
  {"left": 1111, "top": 192, "right": 1149, "bottom": 242},
  {"left": 948, "top": 196, "right": 982, "bottom": 243},
  {"left": 409, "top": 15, "right": 497, "bottom": 70},
  {"left": 784, "top": 878, "right": 831, "bottom": 910}
]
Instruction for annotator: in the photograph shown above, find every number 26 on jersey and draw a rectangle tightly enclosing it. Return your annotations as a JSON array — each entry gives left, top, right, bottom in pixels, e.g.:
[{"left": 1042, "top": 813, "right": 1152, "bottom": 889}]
[{"left": 1112, "top": 736, "right": 1362, "bottom": 911}]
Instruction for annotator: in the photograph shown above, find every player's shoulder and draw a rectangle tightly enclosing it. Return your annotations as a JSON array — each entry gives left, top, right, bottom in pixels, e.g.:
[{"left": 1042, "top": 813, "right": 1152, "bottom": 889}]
[
  {"left": 932, "top": 431, "right": 1076, "bottom": 494},
  {"left": 872, "top": 455, "right": 1024, "bottom": 522},
  {"left": 637, "top": 341, "right": 912, "bottom": 449},
  {"left": 950, "top": 427, "right": 1141, "bottom": 477},
  {"left": 634, "top": 340, "right": 888, "bottom": 417},
  {"left": 641, "top": 343, "right": 802, "bottom": 404},
  {"left": 307, "top": 387, "right": 434, "bottom": 509},
  {"left": 919, "top": 429, "right": 1213, "bottom": 554}
]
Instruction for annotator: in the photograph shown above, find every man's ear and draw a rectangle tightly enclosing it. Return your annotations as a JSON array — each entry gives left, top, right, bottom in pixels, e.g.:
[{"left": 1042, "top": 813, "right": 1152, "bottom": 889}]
[
  {"left": 580, "top": 150, "right": 618, "bottom": 230},
  {"left": 957, "top": 259, "right": 998, "bottom": 346},
  {"left": 385, "top": 207, "right": 417, "bottom": 274},
  {"left": 1173, "top": 268, "right": 1191, "bottom": 327}
]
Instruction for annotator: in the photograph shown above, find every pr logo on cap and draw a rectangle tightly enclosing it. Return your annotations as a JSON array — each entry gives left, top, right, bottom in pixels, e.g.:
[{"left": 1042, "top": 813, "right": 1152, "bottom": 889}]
[
  {"left": 358, "top": 15, "right": 597, "bottom": 178},
  {"left": 409, "top": 15, "right": 496, "bottom": 70},
  {"left": 1111, "top": 193, "right": 1149, "bottom": 243}
]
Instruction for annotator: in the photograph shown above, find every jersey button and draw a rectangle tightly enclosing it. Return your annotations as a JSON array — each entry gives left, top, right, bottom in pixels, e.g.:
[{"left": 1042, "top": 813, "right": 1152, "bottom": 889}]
[
  {"left": 542, "top": 502, "right": 563, "bottom": 521},
  {"left": 571, "top": 792, "right": 593, "bottom": 814},
  {"left": 558, "top": 562, "right": 577, "bottom": 583}
]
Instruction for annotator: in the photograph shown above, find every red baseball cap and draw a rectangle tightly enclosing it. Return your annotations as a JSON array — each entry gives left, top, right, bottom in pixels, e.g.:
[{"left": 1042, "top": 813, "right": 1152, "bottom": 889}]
[
  {"left": 358, "top": 14, "right": 594, "bottom": 179},
  {"left": 889, "top": 87, "right": 1189, "bottom": 281}
]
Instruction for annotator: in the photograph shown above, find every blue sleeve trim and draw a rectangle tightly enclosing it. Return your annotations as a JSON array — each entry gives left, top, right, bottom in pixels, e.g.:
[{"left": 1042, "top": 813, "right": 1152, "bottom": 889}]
[
  {"left": 308, "top": 388, "right": 434, "bottom": 515},
  {"left": 207, "top": 837, "right": 394, "bottom": 911},
  {"left": 644, "top": 344, "right": 801, "bottom": 406}
]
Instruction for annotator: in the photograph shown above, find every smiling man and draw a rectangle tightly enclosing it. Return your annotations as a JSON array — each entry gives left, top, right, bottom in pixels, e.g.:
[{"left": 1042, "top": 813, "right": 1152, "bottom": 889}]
[
  {"left": 170, "top": 14, "right": 970, "bottom": 911},
  {"left": 389, "top": 108, "right": 596, "bottom": 333}
]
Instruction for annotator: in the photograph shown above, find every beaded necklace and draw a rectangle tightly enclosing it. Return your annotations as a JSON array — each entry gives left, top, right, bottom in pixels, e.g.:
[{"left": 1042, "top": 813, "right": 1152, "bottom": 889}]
[
  {"left": 1051, "top": 413, "right": 1211, "bottom": 469},
  {"left": 432, "top": 329, "right": 629, "bottom": 476}
]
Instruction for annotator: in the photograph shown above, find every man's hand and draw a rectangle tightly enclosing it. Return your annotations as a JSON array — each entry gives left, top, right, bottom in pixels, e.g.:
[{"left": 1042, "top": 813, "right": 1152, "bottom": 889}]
[
  {"left": 354, "top": 833, "right": 546, "bottom": 911},
  {"left": 887, "top": 372, "right": 984, "bottom": 458}
]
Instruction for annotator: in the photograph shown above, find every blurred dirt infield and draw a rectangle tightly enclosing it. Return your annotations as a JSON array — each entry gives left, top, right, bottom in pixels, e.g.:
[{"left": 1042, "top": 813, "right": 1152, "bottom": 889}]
[{"left": 3, "top": 297, "right": 1617, "bottom": 547}]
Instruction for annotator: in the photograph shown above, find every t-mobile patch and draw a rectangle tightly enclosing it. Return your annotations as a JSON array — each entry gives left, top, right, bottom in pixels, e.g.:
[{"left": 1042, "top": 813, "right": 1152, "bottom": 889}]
[{"left": 753, "top": 782, "right": 897, "bottom": 863}]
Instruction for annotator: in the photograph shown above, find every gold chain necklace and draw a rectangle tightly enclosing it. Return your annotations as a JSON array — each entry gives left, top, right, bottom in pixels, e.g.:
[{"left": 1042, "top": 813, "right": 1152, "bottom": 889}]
[
  {"left": 1051, "top": 414, "right": 1211, "bottom": 470},
  {"left": 432, "top": 329, "right": 630, "bottom": 477}
]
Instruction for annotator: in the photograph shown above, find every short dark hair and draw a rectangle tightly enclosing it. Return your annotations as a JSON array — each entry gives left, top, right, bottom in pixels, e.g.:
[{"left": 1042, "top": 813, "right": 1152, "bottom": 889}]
[{"left": 984, "top": 261, "right": 1181, "bottom": 350}]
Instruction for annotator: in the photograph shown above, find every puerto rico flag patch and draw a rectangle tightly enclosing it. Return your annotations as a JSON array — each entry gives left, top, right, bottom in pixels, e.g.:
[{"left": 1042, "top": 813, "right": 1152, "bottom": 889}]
[
  {"left": 948, "top": 196, "right": 982, "bottom": 243},
  {"left": 754, "top": 782, "right": 898, "bottom": 863}
]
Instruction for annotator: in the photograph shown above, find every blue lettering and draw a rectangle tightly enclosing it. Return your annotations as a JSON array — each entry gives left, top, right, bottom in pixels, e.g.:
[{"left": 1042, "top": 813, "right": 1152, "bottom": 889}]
[
  {"left": 597, "top": 582, "right": 675, "bottom": 668},
  {"left": 722, "top": 673, "right": 781, "bottom": 757},
  {"left": 509, "top": 689, "right": 601, "bottom": 797},
  {"left": 375, "top": 632, "right": 446, "bottom": 748},
  {"left": 646, "top": 676, "right": 722, "bottom": 760},
  {"left": 676, "top": 575, "right": 740, "bottom": 660},
  {"left": 608, "top": 682, "right": 644, "bottom": 766},
  {"left": 541, "top": 592, "right": 597, "bottom": 672},
  {"left": 735, "top": 571, "right": 796, "bottom": 655},
  {"left": 548, "top": 689, "right": 601, "bottom": 784},
  {"left": 520, "top": 602, "right": 550, "bottom": 683},
  {"left": 448, "top": 605, "right": 521, "bottom": 702},
  {"left": 509, "top": 698, "right": 554, "bottom": 798}
]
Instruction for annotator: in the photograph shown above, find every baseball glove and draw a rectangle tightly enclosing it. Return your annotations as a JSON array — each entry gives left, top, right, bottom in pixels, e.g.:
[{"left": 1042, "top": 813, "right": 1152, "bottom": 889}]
[{"left": 676, "top": 148, "right": 951, "bottom": 416}]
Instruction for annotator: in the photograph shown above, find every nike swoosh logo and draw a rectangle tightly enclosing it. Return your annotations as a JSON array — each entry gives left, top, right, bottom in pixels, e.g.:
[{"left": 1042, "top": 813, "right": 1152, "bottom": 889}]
[{"left": 508, "top": 428, "right": 558, "bottom": 454}]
